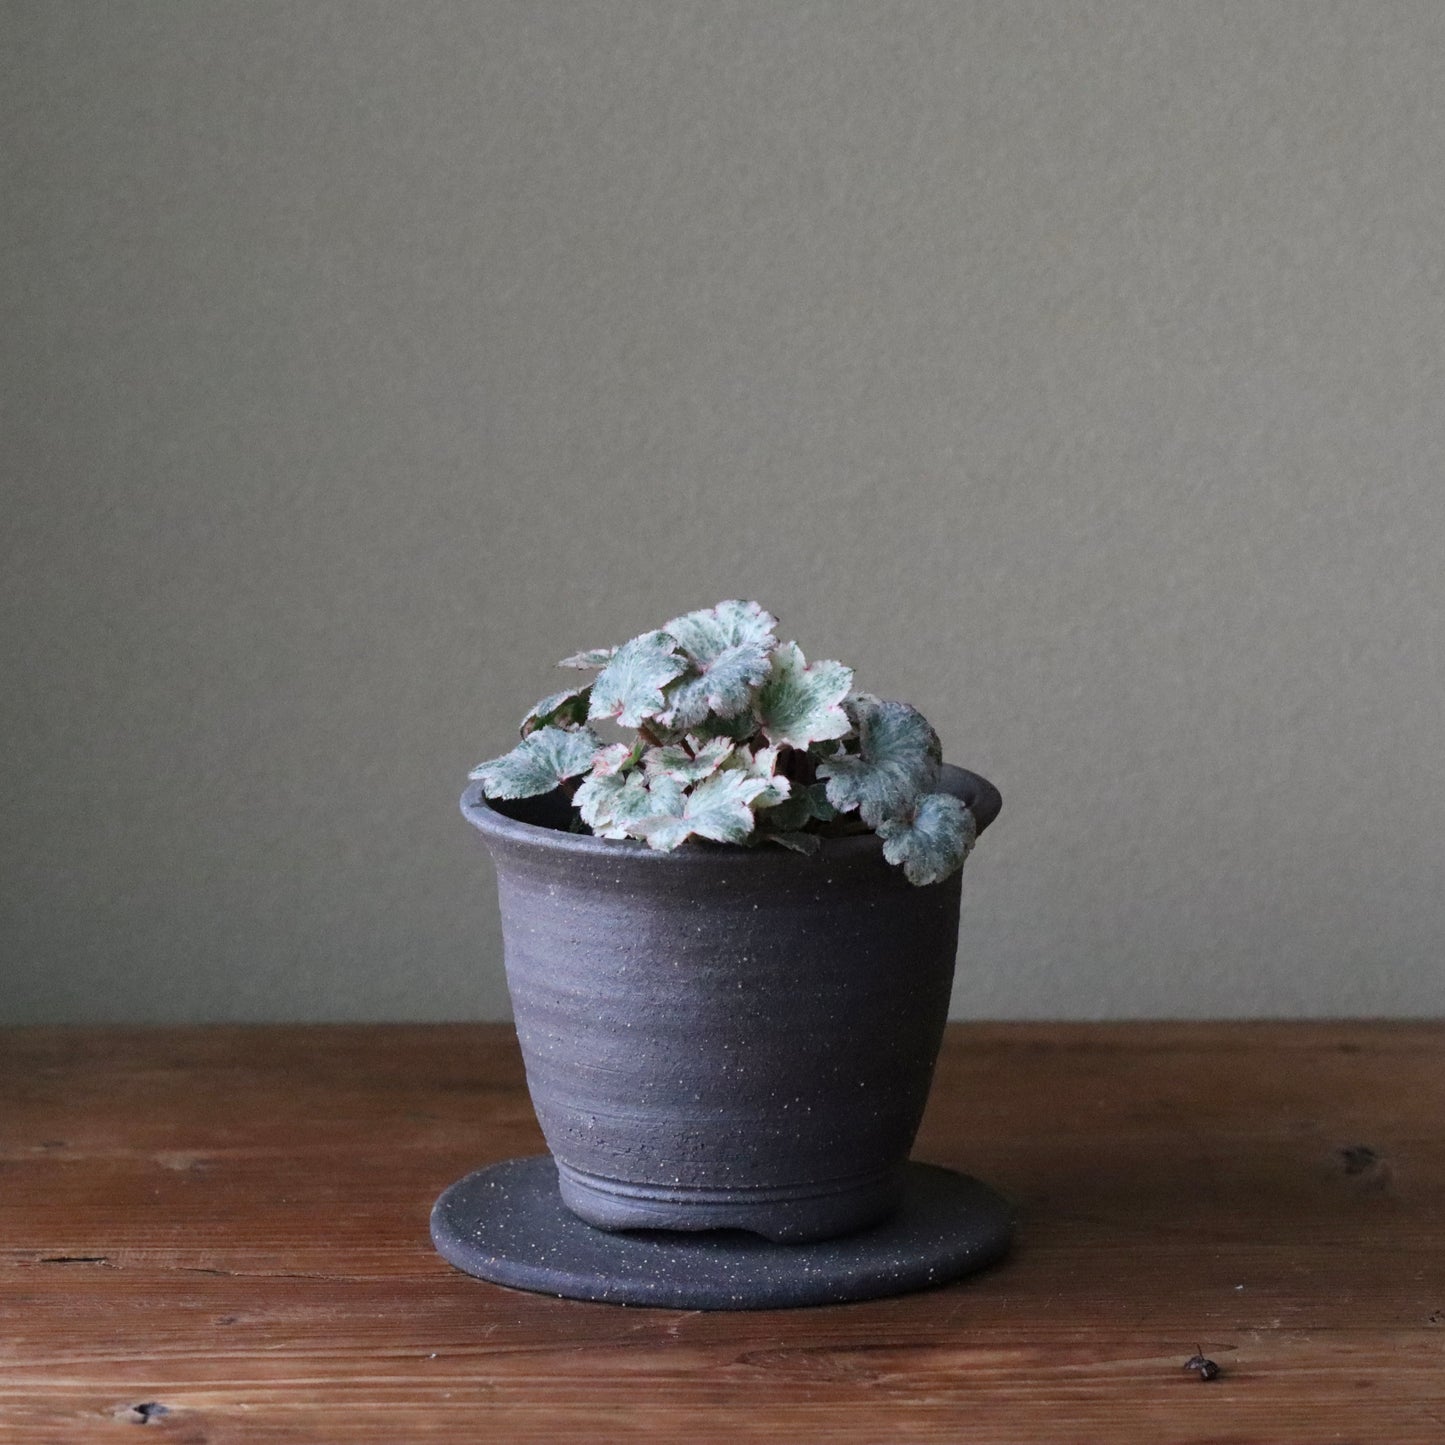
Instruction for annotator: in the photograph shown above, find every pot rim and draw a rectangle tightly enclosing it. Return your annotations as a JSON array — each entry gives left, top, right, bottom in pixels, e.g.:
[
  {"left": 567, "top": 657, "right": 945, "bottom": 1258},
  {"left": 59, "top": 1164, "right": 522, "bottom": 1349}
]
[{"left": 460, "top": 762, "right": 1000, "bottom": 865}]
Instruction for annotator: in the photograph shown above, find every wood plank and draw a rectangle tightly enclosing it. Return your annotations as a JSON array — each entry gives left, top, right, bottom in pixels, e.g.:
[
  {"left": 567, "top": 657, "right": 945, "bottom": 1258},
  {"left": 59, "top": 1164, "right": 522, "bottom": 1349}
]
[{"left": 1, "top": 1023, "right": 1442, "bottom": 1442}]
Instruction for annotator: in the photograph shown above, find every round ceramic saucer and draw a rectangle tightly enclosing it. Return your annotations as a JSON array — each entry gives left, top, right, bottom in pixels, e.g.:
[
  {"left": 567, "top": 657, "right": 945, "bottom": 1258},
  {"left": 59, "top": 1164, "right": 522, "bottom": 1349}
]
[{"left": 431, "top": 1156, "right": 1013, "bottom": 1310}]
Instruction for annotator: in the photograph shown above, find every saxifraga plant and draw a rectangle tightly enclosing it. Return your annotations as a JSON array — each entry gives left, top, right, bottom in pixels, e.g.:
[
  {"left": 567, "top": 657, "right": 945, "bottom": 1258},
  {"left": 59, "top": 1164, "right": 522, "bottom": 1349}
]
[{"left": 470, "top": 600, "right": 978, "bottom": 885}]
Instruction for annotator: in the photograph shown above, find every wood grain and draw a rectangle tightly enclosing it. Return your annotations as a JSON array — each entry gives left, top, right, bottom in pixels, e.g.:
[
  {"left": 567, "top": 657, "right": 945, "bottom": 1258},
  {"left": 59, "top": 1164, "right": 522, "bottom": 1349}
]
[{"left": 1, "top": 1022, "right": 1442, "bottom": 1443}]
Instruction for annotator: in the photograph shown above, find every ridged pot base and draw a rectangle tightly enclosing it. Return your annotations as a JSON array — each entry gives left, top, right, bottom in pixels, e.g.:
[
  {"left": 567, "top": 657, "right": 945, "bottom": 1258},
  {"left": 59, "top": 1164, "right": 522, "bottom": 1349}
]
[
  {"left": 431, "top": 1155, "right": 1014, "bottom": 1311},
  {"left": 555, "top": 1159, "right": 902, "bottom": 1243}
]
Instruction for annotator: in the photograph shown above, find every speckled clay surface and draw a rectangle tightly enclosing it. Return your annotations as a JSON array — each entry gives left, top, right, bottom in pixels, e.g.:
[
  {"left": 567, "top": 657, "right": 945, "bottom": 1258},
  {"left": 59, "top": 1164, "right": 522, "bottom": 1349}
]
[
  {"left": 431, "top": 1155, "right": 1013, "bottom": 1310},
  {"left": 458, "top": 764, "right": 1001, "bottom": 1244}
]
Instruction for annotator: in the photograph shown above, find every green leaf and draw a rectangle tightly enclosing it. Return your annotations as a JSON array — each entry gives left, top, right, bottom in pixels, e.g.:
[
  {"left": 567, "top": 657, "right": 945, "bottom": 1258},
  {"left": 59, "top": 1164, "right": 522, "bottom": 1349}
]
[
  {"left": 663, "top": 599, "right": 778, "bottom": 658},
  {"left": 757, "top": 780, "right": 835, "bottom": 831},
  {"left": 687, "top": 708, "right": 764, "bottom": 743},
  {"left": 470, "top": 725, "right": 600, "bottom": 800},
  {"left": 643, "top": 736, "right": 735, "bottom": 784},
  {"left": 519, "top": 685, "right": 591, "bottom": 737},
  {"left": 631, "top": 770, "right": 775, "bottom": 851},
  {"left": 818, "top": 697, "right": 941, "bottom": 828},
  {"left": 574, "top": 770, "right": 679, "bottom": 839},
  {"left": 877, "top": 793, "right": 977, "bottom": 886},
  {"left": 587, "top": 631, "right": 688, "bottom": 729},
  {"left": 755, "top": 642, "right": 853, "bottom": 750},
  {"left": 558, "top": 647, "right": 616, "bottom": 670},
  {"left": 760, "top": 830, "right": 822, "bottom": 856}
]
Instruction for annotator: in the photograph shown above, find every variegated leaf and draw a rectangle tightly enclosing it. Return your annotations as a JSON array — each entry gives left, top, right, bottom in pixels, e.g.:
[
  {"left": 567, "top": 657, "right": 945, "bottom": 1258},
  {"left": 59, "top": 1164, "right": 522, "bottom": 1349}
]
[
  {"left": 587, "top": 631, "right": 687, "bottom": 729},
  {"left": 818, "top": 697, "right": 941, "bottom": 828},
  {"left": 631, "top": 770, "right": 775, "bottom": 851},
  {"left": 755, "top": 642, "right": 853, "bottom": 750},
  {"left": 470, "top": 725, "right": 600, "bottom": 800},
  {"left": 643, "top": 736, "right": 735, "bottom": 784},
  {"left": 663, "top": 599, "right": 778, "bottom": 659},
  {"left": 574, "top": 770, "right": 678, "bottom": 839},
  {"left": 656, "top": 601, "right": 777, "bottom": 728},
  {"left": 591, "top": 740, "right": 642, "bottom": 776},
  {"left": 558, "top": 646, "right": 616, "bottom": 670},
  {"left": 842, "top": 691, "right": 882, "bottom": 720},
  {"left": 877, "top": 792, "right": 977, "bottom": 886},
  {"left": 718, "top": 742, "right": 791, "bottom": 808},
  {"left": 660, "top": 642, "right": 772, "bottom": 727},
  {"left": 519, "top": 685, "right": 591, "bottom": 737}
]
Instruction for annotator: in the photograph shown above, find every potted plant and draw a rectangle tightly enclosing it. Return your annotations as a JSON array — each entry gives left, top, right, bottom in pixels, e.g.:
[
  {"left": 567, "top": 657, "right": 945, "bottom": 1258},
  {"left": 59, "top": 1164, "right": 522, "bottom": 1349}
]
[{"left": 442, "top": 600, "right": 1003, "bottom": 1267}]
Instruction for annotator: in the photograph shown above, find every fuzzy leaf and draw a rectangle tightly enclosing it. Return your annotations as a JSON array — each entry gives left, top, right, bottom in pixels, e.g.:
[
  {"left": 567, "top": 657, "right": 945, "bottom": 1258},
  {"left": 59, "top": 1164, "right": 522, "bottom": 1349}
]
[
  {"left": 876, "top": 793, "right": 977, "bottom": 885},
  {"left": 657, "top": 601, "right": 777, "bottom": 729},
  {"left": 663, "top": 599, "right": 778, "bottom": 659},
  {"left": 632, "top": 770, "right": 774, "bottom": 851},
  {"left": 558, "top": 647, "right": 616, "bottom": 670},
  {"left": 643, "top": 736, "right": 735, "bottom": 784},
  {"left": 718, "top": 742, "right": 790, "bottom": 808},
  {"left": 573, "top": 770, "right": 631, "bottom": 835},
  {"left": 755, "top": 642, "right": 853, "bottom": 750},
  {"left": 470, "top": 725, "right": 600, "bottom": 800},
  {"left": 574, "top": 770, "right": 679, "bottom": 838},
  {"left": 588, "top": 631, "right": 687, "bottom": 729},
  {"left": 818, "top": 698, "right": 941, "bottom": 828},
  {"left": 591, "top": 740, "right": 641, "bottom": 776},
  {"left": 519, "top": 685, "right": 591, "bottom": 737},
  {"left": 661, "top": 642, "right": 772, "bottom": 728}
]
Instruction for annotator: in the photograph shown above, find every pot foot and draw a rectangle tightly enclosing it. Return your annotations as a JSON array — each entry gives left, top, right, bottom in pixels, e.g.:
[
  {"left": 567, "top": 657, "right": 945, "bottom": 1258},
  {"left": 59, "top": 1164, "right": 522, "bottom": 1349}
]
[
  {"left": 431, "top": 1155, "right": 1013, "bottom": 1310},
  {"left": 553, "top": 1158, "right": 901, "bottom": 1243}
]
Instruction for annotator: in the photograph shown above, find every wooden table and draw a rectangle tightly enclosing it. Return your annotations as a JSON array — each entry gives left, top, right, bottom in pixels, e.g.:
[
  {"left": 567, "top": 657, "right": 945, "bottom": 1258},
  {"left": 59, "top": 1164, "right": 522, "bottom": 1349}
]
[{"left": 2, "top": 1023, "right": 1442, "bottom": 1443}]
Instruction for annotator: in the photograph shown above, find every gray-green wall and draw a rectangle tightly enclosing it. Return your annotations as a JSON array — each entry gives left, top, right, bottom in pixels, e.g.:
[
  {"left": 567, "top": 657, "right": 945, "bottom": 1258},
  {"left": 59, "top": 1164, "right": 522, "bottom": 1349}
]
[{"left": 5, "top": 2, "right": 1443, "bottom": 1023}]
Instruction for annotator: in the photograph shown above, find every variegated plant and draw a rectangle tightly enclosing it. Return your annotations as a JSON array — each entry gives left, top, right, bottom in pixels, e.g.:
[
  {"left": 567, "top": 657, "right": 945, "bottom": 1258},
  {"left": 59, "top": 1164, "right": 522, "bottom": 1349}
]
[{"left": 469, "top": 601, "right": 977, "bottom": 885}]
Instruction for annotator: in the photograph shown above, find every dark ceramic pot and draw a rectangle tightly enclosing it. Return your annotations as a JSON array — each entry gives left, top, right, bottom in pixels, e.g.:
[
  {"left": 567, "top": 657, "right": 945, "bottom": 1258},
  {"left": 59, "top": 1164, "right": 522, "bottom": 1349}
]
[{"left": 461, "top": 764, "right": 1000, "bottom": 1244}]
